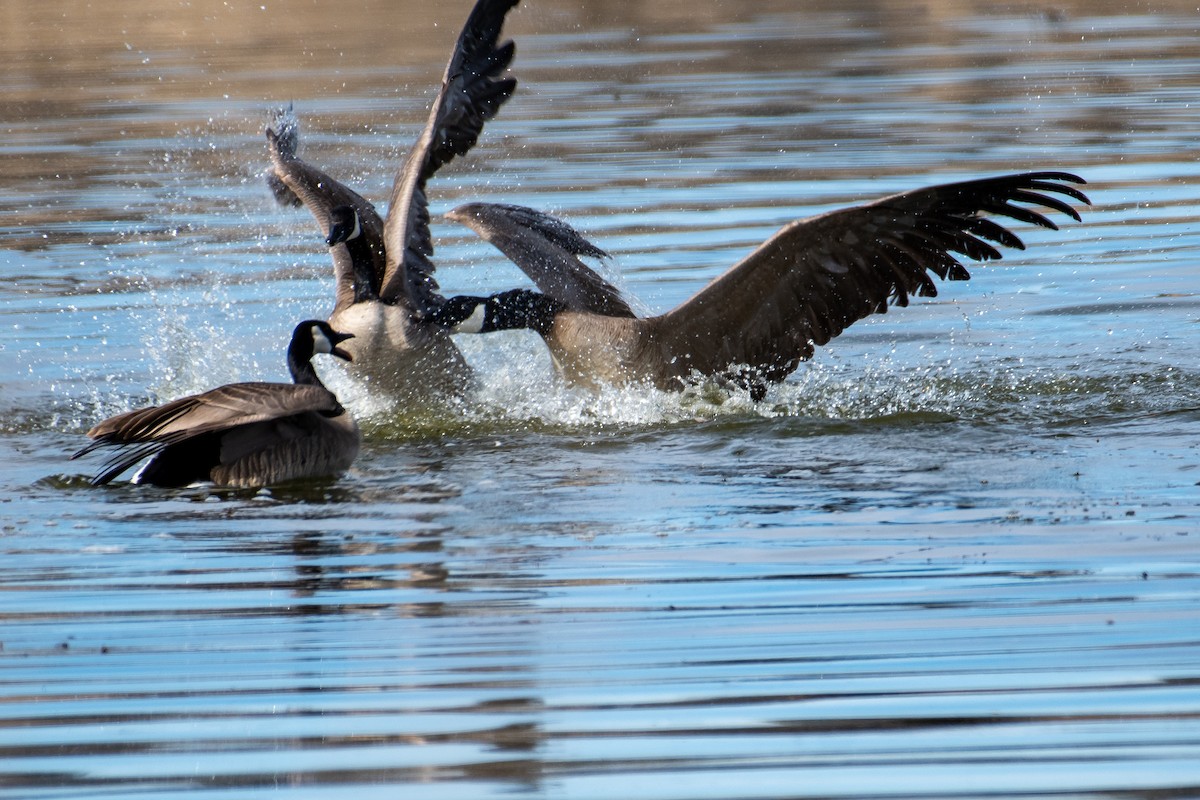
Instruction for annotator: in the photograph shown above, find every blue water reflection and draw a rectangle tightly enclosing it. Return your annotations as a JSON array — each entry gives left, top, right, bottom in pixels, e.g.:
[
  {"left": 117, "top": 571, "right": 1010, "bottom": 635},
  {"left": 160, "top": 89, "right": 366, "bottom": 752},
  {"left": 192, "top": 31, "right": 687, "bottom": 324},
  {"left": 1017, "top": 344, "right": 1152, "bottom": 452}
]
[{"left": 2, "top": 0, "right": 1200, "bottom": 797}]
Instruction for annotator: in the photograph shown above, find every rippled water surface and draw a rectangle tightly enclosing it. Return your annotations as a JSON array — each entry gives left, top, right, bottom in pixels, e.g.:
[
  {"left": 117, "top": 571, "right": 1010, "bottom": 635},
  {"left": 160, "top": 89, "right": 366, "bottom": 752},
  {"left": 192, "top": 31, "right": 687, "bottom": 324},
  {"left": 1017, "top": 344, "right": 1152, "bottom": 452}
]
[{"left": 3, "top": 1, "right": 1200, "bottom": 797}]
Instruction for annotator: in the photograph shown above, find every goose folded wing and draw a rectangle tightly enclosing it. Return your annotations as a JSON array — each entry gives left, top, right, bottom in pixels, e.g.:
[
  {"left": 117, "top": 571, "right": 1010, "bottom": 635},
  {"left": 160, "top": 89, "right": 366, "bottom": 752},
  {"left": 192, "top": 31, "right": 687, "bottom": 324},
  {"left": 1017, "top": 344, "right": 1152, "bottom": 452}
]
[
  {"left": 380, "top": 0, "right": 520, "bottom": 309},
  {"left": 80, "top": 383, "right": 343, "bottom": 448},
  {"left": 644, "top": 171, "right": 1089, "bottom": 383},
  {"left": 75, "top": 384, "right": 344, "bottom": 486},
  {"left": 446, "top": 202, "right": 635, "bottom": 318}
]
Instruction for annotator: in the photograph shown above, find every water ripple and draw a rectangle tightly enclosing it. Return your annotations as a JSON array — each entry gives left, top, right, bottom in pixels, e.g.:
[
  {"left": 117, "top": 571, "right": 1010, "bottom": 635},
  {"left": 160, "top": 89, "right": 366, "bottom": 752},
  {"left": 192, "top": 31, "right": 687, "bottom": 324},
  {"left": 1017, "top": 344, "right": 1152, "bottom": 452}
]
[{"left": 4, "top": 0, "right": 1200, "bottom": 798}]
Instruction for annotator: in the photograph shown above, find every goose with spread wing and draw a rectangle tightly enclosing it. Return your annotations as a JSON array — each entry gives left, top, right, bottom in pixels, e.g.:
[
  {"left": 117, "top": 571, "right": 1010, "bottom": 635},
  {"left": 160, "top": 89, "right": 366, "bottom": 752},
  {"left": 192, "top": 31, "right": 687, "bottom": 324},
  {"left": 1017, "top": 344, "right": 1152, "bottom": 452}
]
[
  {"left": 265, "top": 0, "right": 519, "bottom": 402},
  {"left": 73, "top": 320, "right": 359, "bottom": 488},
  {"left": 428, "top": 172, "right": 1089, "bottom": 399}
]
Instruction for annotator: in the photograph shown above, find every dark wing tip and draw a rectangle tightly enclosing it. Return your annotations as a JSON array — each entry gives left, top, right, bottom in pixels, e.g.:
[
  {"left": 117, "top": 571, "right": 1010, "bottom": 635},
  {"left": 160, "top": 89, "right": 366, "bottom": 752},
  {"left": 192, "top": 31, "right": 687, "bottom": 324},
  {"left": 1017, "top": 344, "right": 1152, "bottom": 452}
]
[
  {"left": 1024, "top": 170, "right": 1088, "bottom": 186},
  {"left": 73, "top": 436, "right": 161, "bottom": 486},
  {"left": 1013, "top": 171, "right": 1091, "bottom": 215},
  {"left": 487, "top": 40, "right": 517, "bottom": 77},
  {"left": 445, "top": 202, "right": 633, "bottom": 317},
  {"left": 449, "top": 202, "right": 612, "bottom": 260},
  {"left": 933, "top": 171, "right": 1090, "bottom": 234},
  {"left": 382, "top": 0, "right": 525, "bottom": 302},
  {"left": 264, "top": 106, "right": 305, "bottom": 206},
  {"left": 265, "top": 104, "right": 299, "bottom": 157},
  {"left": 70, "top": 440, "right": 99, "bottom": 461}
]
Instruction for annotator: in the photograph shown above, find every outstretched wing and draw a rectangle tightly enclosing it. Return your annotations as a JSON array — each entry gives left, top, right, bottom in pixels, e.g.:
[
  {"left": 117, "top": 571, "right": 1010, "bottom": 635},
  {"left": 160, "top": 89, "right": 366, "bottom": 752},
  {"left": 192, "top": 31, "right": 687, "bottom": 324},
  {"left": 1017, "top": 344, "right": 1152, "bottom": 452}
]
[
  {"left": 74, "top": 383, "right": 341, "bottom": 485},
  {"left": 379, "top": 0, "right": 520, "bottom": 307},
  {"left": 265, "top": 107, "right": 387, "bottom": 310},
  {"left": 645, "top": 171, "right": 1090, "bottom": 383},
  {"left": 445, "top": 202, "right": 635, "bottom": 318}
]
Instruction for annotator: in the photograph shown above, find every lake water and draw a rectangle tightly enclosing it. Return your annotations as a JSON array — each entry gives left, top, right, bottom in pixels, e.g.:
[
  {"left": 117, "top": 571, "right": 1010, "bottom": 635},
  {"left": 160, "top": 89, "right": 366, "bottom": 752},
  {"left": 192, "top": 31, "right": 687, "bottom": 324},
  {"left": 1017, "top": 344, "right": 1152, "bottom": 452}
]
[{"left": 3, "top": 1, "right": 1200, "bottom": 797}]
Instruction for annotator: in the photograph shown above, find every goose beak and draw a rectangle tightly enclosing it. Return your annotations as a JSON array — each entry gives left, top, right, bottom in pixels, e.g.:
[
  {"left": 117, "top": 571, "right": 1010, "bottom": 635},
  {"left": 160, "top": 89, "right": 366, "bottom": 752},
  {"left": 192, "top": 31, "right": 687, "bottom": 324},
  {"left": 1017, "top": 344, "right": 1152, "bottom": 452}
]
[
  {"left": 325, "top": 221, "right": 351, "bottom": 247},
  {"left": 330, "top": 331, "right": 354, "bottom": 362}
]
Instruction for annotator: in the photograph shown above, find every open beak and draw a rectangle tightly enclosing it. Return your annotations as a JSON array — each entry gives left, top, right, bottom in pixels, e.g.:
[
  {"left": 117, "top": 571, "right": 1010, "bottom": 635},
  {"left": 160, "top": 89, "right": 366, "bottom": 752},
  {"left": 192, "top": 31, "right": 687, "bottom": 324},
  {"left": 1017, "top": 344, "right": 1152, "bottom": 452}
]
[{"left": 329, "top": 331, "right": 354, "bottom": 362}]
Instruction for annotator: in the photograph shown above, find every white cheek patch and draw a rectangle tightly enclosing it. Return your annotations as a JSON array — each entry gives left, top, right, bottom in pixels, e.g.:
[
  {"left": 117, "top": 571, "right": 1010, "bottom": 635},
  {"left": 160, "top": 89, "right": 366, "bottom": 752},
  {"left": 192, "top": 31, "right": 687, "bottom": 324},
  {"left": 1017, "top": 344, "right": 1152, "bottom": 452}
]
[
  {"left": 453, "top": 303, "right": 487, "bottom": 334},
  {"left": 347, "top": 211, "right": 362, "bottom": 241},
  {"left": 311, "top": 325, "right": 334, "bottom": 353}
]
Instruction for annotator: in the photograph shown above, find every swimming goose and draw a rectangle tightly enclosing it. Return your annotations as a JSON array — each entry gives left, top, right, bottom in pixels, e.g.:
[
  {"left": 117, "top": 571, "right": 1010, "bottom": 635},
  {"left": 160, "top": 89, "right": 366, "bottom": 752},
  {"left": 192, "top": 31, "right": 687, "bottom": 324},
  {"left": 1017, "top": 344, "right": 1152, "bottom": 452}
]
[
  {"left": 431, "top": 172, "right": 1089, "bottom": 399},
  {"left": 265, "top": 0, "right": 519, "bottom": 402},
  {"left": 73, "top": 320, "right": 360, "bottom": 488}
]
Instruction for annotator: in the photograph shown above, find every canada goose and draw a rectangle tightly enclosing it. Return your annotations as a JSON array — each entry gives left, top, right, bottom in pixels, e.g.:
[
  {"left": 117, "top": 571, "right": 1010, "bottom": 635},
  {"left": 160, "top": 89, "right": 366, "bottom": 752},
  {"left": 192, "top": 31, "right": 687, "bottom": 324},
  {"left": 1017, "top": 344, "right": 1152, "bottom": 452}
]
[
  {"left": 265, "top": 0, "right": 519, "bottom": 402},
  {"left": 431, "top": 172, "right": 1090, "bottom": 399},
  {"left": 73, "top": 320, "right": 360, "bottom": 488}
]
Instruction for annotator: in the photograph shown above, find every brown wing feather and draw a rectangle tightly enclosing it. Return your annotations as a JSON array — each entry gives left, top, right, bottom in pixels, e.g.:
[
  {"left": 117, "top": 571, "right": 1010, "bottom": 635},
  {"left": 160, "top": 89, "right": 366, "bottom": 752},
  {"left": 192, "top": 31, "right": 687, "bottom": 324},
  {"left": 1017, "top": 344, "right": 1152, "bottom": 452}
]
[
  {"left": 644, "top": 172, "right": 1090, "bottom": 383},
  {"left": 83, "top": 383, "right": 342, "bottom": 445},
  {"left": 445, "top": 202, "right": 635, "bottom": 318},
  {"left": 75, "top": 383, "right": 345, "bottom": 486},
  {"left": 265, "top": 114, "right": 387, "bottom": 311},
  {"left": 380, "top": 0, "right": 520, "bottom": 307}
]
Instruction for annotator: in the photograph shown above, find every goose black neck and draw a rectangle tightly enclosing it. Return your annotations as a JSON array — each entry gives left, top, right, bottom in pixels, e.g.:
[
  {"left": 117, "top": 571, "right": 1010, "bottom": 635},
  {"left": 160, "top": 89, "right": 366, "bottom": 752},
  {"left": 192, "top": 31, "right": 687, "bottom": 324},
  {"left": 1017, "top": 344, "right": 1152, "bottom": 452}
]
[
  {"left": 427, "top": 289, "right": 564, "bottom": 335},
  {"left": 287, "top": 339, "right": 326, "bottom": 389},
  {"left": 342, "top": 236, "right": 381, "bottom": 303}
]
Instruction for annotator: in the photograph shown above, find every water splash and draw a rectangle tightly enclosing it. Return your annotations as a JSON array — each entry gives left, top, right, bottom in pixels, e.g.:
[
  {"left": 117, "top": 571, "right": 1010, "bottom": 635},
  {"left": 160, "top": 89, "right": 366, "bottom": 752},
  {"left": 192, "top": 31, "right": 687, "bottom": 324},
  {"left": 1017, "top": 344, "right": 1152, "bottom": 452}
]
[{"left": 313, "top": 331, "right": 1200, "bottom": 441}]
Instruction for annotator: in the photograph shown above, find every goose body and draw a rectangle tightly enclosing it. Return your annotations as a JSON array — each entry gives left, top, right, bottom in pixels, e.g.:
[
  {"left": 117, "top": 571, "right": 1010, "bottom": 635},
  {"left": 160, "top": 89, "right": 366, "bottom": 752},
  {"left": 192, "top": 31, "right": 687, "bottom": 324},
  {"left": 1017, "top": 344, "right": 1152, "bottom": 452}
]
[
  {"left": 74, "top": 321, "right": 360, "bottom": 488},
  {"left": 265, "top": 0, "right": 519, "bottom": 403},
  {"left": 327, "top": 288, "right": 469, "bottom": 400},
  {"left": 540, "top": 311, "right": 646, "bottom": 390},
  {"left": 437, "top": 172, "right": 1090, "bottom": 398}
]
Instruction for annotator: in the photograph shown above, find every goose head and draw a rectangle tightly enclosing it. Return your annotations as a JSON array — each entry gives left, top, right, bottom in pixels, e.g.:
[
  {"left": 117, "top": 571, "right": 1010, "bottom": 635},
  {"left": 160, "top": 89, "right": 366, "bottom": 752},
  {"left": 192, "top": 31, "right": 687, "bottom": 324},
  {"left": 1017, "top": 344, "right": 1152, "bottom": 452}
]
[
  {"left": 300, "top": 319, "right": 355, "bottom": 363},
  {"left": 325, "top": 206, "right": 362, "bottom": 247}
]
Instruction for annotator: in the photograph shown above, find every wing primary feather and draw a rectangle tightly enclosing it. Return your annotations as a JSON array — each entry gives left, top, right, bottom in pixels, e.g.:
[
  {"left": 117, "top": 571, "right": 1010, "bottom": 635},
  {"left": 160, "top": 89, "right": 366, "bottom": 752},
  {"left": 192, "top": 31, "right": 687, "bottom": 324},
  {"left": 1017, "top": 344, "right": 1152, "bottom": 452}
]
[
  {"left": 643, "top": 170, "right": 1089, "bottom": 385},
  {"left": 1009, "top": 188, "right": 1083, "bottom": 221},
  {"left": 1026, "top": 179, "right": 1091, "bottom": 205},
  {"left": 381, "top": 0, "right": 522, "bottom": 305},
  {"left": 976, "top": 200, "right": 1059, "bottom": 231},
  {"left": 92, "top": 441, "right": 167, "bottom": 486},
  {"left": 958, "top": 216, "right": 1026, "bottom": 249}
]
